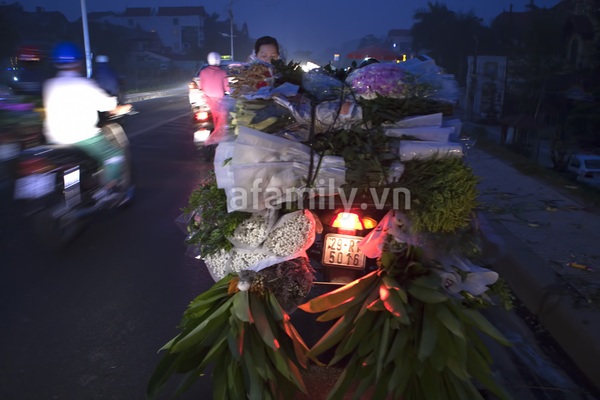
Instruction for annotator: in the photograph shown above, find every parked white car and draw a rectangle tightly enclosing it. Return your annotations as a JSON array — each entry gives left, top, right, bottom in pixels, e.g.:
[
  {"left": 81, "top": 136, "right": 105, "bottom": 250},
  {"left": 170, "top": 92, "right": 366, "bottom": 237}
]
[{"left": 567, "top": 154, "right": 600, "bottom": 187}]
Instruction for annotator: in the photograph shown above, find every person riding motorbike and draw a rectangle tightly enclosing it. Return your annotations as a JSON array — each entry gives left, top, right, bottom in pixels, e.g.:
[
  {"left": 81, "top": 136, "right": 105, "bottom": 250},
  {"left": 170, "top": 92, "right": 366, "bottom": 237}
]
[
  {"left": 198, "top": 51, "right": 229, "bottom": 135},
  {"left": 42, "top": 41, "right": 132, "bottom": 192},
  {"left": 92, "top": 54, "right": 123, "bottom": 103}
]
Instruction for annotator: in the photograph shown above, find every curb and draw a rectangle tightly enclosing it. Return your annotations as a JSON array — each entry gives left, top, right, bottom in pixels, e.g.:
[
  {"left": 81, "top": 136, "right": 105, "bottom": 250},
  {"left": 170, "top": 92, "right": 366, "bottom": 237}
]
[{"left": 482, "top": 212, "right": 600, "bottom": 390}]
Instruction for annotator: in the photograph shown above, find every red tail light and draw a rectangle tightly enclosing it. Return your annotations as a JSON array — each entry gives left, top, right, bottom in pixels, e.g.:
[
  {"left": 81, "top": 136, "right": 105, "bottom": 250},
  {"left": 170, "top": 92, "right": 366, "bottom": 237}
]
[
  {"left": 584, "top": 171, "right": 594, "bottom": 178},
  {"left": 331, "top": 212, "right": 378, "bottom": 231},
  {"left": 332, "top": 212, "right": 363, "bottom": 231},
  {"left": 18, "top": 158, "right": 55, "bottom": 176}
]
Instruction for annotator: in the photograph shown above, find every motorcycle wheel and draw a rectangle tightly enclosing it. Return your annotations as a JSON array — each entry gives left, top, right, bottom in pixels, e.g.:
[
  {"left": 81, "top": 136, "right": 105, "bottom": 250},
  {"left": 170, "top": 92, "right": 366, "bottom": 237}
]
[{"left": 32, "top": 209, "right": 85, "bottom": 250}]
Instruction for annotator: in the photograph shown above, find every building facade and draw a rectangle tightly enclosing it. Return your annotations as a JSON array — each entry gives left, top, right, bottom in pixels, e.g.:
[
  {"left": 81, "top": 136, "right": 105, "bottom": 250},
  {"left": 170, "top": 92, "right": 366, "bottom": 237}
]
[{"left": 93, "top": 7, "right": 208, "bottom": 54}]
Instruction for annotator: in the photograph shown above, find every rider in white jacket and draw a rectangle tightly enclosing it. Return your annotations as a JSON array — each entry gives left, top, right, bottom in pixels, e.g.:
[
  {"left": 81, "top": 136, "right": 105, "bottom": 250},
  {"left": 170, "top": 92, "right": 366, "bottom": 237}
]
[{"left": 43, "top": 42, "right": 131, "bottom": 187}]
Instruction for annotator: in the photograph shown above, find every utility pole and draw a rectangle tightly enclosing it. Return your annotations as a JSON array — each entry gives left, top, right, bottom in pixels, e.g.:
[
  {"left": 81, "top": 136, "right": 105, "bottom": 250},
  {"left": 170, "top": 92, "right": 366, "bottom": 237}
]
[
  {"left": 228, "top": 0, "right": 234, "bottom": 60},
  {"left": 80, "top": 0, "right": 92, "bottom": 77}
]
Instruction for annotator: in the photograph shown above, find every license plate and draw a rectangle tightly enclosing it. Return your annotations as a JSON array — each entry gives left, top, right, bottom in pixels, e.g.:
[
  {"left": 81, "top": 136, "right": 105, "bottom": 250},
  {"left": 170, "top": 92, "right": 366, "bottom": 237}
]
[
  {"left": 63, "top": 167, "right": 81, "bottom": 207},
  {"left": 14, "top": 173, "right": 56, "bottom": 199},
  {"left": 322, "top": 233, "right": 366, "bottom": 269},
  {"left": 63, "top": 167, "right": 80, "bottom": 188},
  {"left": 194, "top": 129, "right": 211, "bottom": 143}
]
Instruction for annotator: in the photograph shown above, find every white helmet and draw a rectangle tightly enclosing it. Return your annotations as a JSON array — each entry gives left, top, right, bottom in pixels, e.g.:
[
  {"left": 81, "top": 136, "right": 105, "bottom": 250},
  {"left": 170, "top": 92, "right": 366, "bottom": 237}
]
[{"left": 207, "top": 52, "right": 221, "bottom": 66}]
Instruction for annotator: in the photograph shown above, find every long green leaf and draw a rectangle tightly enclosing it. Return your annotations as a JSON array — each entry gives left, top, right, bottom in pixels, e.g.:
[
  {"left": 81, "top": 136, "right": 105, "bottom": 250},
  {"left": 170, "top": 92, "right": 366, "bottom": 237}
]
[
  {"left": 199, "top": 334, "right": 229, "bottom": 367},
  {"left": 264, "top": 338, "right": 292, "bottom": 380},
  {"left": 467, "top": 344, "right": 513, "bottom": 400},
  {"left": 267, "top": 292, "right": 285, "bottom": 322},
  {"left": 243, "top": 344, "right": 264, "bottom": 400},
  {"left": 356, "top": 287, "right": 381, "bottom": 319},
  {"left": 429, "top": 328, "right": 450, "bottom": 372},
  {"left": 213, "top": 355, "right": 229, "bottom": 400},
  {"left": 172, "top": 297, "right": 234, "bottom": 352},
  {"left": 147, "top": 352, "right": 183, "bottom": 399},
  {"left": 232, "top": 290, "right": 253, "bottom": 323},
  {"left": 389, "top": 353, "right": 412, "bottom": 396},
  {"left": 298, "top": 271, "right": 378, "bottom": 313},
  {"left": 419, "top": 362, "right": 443, "bottom": 399},
  {"left": 337, "top": 309, "right": 377, "bottom": 361},
  {"left": 417, "top": 303, "right": 440, "bottom": 361},
  {"left": 280, "top": 317, "right": 311, "bottom": 367},
  {"left": 173, "top": 365, "right": 208, "bottom": 398},
  {"left": 376, "top": 317, "right": 391, "bottom": 380},
  {"left": 382, "top": 284, "right": 408, "bottom": 320},
  {"left": 285, "top": 355, "right": 308, "bottom": 394},
  {"left": 384, "top": 329, "right": 408, "bottom": 365},
  {"left": 461, "top": 308, "right": 511, "bottom": 346},
  {"left": 408, "top": 284, "right": 448, "bottom": 304},
  {"left": 250, "top": 294, "right": 279, "bottom": 350},
  {"left": 436, "top": 302, "right": 465, "bottom": 340},
  {"left": 352, "top": 366, "right": 377, "bottom": 399},
  {"left": 250, "top": 335, "right": 269, "bottom": 380},
  {"left": 309, "top": 305, "right": 360, "bottom": 359},
  {"left": 316, "top": 297, "right": 359, "bottom": 322},
  {"left": 412, "top": 273, "right": 443, "bottom": 289},
  {"left": 326, "top": 363, "right": 357, "bottom": 400}
]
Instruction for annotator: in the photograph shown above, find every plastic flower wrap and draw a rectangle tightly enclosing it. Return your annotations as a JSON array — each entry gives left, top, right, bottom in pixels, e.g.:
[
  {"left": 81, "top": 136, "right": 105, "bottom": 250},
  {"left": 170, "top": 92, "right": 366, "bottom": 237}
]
[{"left": 345, "top": 63, "right": 407, "bottom": 100}]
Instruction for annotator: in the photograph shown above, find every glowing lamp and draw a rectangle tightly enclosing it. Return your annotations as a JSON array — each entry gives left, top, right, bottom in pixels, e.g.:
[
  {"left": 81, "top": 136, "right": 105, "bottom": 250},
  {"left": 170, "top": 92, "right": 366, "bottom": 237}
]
[
  {"left": 195, "top": 110, "right": 209, "bottom": 121},
  {"left": 361, "top": 216, "right": 377, "bottom": 230},
  {"left": 193, "top": 129, "right": 211, "bottom": 143},
  {"left": 332, "top": 212, "right": 363, "bottom": 231}
]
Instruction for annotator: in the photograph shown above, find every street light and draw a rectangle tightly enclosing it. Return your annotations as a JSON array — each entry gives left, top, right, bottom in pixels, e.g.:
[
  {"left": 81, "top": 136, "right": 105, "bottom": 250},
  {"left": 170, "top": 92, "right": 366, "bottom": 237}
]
[
  {"left": 219, "top": 32, "right": 236, "bottom": 59},
  {"left": 80, "top": 0, "right": 92, "bottom": 77},
  {"left": 226, "top": 0, "right": 234, "bottom": 60}
]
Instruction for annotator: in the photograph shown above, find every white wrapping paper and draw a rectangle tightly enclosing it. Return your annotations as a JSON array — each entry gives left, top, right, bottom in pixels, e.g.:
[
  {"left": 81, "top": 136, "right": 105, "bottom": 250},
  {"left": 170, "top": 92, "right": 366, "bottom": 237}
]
[{"left": 214, "top": 126, "right": 346, "bottom": 212}]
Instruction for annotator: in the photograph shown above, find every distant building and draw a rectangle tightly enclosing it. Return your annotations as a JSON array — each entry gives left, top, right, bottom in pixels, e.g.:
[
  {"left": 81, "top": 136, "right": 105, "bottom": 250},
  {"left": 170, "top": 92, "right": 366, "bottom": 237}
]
[
  {"left": 91, "top": 6, "right": 208, "bottom": 55},
  {"left": 384, "top": 29, "right": 413, "bottom": 60}
]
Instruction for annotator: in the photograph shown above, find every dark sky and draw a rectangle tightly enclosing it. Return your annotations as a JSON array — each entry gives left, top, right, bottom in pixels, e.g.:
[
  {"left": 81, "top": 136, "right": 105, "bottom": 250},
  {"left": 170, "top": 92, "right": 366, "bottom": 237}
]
[{"left": 18, "top": 0, "right": 561, "bottom": 55}]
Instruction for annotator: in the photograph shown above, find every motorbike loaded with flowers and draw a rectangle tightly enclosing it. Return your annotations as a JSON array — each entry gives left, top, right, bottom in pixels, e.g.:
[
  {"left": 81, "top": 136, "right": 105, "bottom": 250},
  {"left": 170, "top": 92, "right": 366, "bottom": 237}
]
[{"left": 149, "top": 56, "right": 515, "bottom": 400}]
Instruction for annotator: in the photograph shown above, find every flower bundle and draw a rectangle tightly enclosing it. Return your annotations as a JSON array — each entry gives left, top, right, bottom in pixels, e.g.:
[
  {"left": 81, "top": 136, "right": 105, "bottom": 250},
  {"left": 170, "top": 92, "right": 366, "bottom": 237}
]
[
  {"left": 159, "top": 54, "right": 513, "bottom": 399},
  {"left": 263, "top": 211, "right": 315, "bottom": 256},
  {"left": 148, "top": 272, "right": 315, "bottom": 400},
  {"left": 345, "top": 63, "right": 407, "bottom": 100},
  {"left": 299, "top": 237, "right": 512, "bottom": 400},
  {"left": 228, "top": 63, "right": 274, "bottom": 96}
]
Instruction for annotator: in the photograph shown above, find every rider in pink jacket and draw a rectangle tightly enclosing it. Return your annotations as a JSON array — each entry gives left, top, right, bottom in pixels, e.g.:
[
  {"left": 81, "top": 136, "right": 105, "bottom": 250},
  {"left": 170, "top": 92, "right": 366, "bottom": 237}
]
[{"left": 199, "top": 52, "right": 230, "bottom": 134}]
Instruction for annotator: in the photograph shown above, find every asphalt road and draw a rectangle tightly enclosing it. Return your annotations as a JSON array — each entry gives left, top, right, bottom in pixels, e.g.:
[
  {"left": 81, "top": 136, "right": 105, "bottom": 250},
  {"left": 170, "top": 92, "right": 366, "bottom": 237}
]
[
  {"left": 0, "top": 93, "right": 597, "bottom": 400},
  {"left": 0, "top": 94, "right": 216, "bottom": 399}
]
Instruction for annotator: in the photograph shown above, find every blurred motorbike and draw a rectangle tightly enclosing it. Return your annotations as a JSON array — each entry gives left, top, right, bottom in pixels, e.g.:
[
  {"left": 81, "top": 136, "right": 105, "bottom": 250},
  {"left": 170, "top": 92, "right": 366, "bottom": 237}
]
[
  {"left": 13, "top": 110, "right": 136, "bottom": 249},
  {"left": 190, "top": 84, "right": 216, "bottom": 161}
]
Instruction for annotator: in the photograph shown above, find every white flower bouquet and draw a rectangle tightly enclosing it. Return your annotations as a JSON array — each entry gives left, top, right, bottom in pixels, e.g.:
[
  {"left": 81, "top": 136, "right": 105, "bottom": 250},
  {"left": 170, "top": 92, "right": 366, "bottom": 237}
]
[
  {"left": 263, "top": 210, "right": 316, "bottom": 257},
  {"left": 228, "top": 209, "right": 278, "bottom": 249}
]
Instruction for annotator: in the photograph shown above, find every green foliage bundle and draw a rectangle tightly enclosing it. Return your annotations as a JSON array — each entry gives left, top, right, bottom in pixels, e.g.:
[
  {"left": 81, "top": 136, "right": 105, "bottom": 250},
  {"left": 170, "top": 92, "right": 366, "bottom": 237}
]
[
  {"left": 398, "top": 155, "right": 479, "bottom": 233},
  {"left": 299, "top": 240, "right": 512, "bottom": 400},
  {"left": 310, "top": 126, "right": 397, "bottom": 189},
  {"left": 148, "top": 273, "right": 314, "bottom": 400},
  {"left": 184, "top": 173, "right": 250, "bottom": 256}
]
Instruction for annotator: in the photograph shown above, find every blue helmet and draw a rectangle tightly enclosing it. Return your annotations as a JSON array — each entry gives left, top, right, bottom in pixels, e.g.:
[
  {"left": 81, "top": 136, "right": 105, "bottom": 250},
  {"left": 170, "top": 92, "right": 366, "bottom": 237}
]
[{"left": 51, "top": 42, "right": 83, "bottom": 67}]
